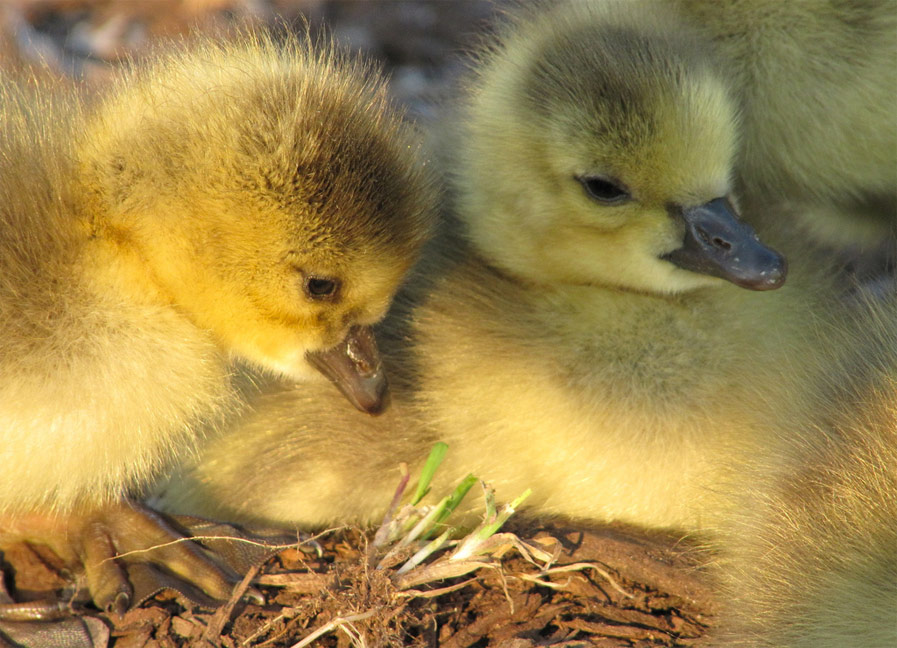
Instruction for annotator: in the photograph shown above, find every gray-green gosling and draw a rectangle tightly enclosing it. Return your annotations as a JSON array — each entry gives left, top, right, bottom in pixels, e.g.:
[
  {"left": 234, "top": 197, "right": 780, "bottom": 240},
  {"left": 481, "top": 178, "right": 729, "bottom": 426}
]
[{"left": 159, "top": 1, "right": 846, "bottom": 535}]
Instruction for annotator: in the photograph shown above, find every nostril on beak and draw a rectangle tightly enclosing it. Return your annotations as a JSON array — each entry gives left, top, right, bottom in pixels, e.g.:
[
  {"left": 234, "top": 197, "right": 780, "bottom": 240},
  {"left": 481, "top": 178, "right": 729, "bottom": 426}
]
[{"left": 696, "top": 226, "right": 732, "bottom": 251}]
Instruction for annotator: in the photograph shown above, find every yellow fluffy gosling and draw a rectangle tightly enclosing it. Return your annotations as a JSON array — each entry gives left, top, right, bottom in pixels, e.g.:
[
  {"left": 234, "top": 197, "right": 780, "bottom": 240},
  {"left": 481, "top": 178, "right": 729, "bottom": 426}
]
[{"left": 0, "top": 31, "right": 433, "bottom": 612}]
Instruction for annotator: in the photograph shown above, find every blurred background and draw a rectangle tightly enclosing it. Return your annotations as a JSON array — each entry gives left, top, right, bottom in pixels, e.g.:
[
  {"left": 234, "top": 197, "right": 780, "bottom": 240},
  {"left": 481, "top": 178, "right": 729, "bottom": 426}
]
[{"left": 0, "top": 0, "right": 502, "bottom": 120}]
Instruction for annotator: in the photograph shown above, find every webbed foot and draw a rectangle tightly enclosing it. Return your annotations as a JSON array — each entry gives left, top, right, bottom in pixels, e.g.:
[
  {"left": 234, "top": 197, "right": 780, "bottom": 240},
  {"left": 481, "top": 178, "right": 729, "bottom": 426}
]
[{"left": 0, "top": 499, "right": 261, "bottom": 616}]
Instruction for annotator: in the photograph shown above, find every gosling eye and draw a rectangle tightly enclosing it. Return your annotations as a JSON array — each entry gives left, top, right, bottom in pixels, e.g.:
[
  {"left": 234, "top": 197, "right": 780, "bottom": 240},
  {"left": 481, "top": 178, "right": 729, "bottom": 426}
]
[
  {"left": 577, "top": 175, "right": 631, "bottom": 205},
  {"left": 303, "top": 275, "right": 341, "bottom": 302}
]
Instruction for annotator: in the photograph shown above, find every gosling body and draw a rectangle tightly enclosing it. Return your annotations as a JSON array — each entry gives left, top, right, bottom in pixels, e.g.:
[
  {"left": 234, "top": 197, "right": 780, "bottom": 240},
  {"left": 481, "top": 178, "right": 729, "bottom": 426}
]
[{"left": 160, "top": 232, "right": 841, "bottom": 532}]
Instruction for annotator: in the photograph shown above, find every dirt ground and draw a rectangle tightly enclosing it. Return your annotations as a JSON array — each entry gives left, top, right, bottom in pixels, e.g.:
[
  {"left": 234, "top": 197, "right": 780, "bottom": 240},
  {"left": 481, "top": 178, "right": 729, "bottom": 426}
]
[
  {"left": 1, "top": 517, "right": 717, "bottom": 647},
  {"left": 0, "top": 2, "right": 718, "bottom": 646}
]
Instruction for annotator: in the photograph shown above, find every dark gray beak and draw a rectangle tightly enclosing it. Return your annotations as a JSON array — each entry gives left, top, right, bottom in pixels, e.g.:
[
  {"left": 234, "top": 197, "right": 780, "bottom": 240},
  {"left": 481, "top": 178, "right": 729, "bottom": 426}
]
[
  {"left": 663, "top": 197, "right": 787, "bottom": 290},
  {"left": 305, "top": 325, "right": 388, "bottom": 415}
]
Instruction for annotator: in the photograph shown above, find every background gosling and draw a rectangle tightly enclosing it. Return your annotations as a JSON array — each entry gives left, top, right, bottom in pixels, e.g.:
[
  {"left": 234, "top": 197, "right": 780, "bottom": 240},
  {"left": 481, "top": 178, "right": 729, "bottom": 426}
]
[
  {"left": 0, "top": 30, "right": 433, "bottom": 612},
  {"left": 675, "top": 0, "right": 896, "bottom": 247}
]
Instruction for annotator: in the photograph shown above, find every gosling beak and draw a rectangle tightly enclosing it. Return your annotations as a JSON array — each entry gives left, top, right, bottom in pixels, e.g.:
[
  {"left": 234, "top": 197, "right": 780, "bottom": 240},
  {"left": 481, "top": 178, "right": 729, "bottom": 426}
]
[
  {"left": 305, "top": 325, "right": 388, "bottom": 415},
  {"left": 663, "top": 197, "right": 787, "bottom": 290}
]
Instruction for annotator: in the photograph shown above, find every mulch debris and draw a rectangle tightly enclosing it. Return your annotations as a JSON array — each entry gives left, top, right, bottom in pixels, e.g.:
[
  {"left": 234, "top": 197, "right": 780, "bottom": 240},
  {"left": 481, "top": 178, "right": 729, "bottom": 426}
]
[{"left": 1, "top": 521, "right": 716, "bottom": 647}]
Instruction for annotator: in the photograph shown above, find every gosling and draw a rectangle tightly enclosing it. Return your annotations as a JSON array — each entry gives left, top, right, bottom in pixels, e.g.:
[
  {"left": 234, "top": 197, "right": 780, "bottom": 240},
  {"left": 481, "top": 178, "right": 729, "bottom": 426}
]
[
  {"left": 158, "top": 1, "right": 849, "bottom": 535},
  {"left": 0, "top": 30, "right": 433, "bottom": 612},
  {"left": 674, "top": 0, "right": 897, "bottom": 247}
]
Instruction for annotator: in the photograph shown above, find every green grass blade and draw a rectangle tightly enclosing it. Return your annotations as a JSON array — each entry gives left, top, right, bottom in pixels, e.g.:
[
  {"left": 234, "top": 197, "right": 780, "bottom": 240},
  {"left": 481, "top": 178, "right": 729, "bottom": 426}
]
[
  {"left": 412, "top": 442, "right": 449, "bottom": 505},
  {"left": 478, "top": 488, "right": 532, "bottom": 539},
  {"left": 421, "top": 473, "right": 478, "bottom": 541},
  {"left": 397, "top": 528, "right": 453, "bottom": 575}
]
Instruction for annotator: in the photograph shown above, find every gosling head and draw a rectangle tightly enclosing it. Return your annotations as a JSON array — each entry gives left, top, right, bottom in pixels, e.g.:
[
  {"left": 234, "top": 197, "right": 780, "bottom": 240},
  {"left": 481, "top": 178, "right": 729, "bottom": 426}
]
[
  {"left": 80, "top": 33, "right": 434, "bottom": 413},
  {"left": 454, "top": 0, "right": 785, "bottom": 295}
]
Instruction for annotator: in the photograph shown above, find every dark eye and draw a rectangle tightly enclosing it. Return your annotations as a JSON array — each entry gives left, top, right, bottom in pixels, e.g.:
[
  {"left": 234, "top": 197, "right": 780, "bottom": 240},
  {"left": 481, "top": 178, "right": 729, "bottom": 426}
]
[
  {"left": 578, "top": 175, "right": 630, "bottom": 204},
  {"left": 303, "top": 275, "right": 341, "bottom": 301}
]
